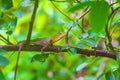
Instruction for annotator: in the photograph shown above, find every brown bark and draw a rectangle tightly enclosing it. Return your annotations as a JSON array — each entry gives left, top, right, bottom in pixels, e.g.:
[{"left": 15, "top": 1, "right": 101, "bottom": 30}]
[{"left": 0, "top": 45, "right": 116, "bottom": 59}]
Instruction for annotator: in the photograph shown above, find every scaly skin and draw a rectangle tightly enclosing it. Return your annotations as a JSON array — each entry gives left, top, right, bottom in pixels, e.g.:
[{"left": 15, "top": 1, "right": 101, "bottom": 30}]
[
  {"left": 30, "top": 32, "right": 66, "bottom": 46},
  {"left": 14, "top": 32, "right": 66, "bottom": 80}
]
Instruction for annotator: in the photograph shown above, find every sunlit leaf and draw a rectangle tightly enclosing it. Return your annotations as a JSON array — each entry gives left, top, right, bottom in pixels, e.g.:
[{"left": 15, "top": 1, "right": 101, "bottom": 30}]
[
  {"left": 76, "top": 42, "right": 85, "bottom": 48},
  {"left": 0, "top": 55, "right": 9, "bottom": 66},
  {"left": 66, "top": 0, "right": 74, "bottom": 6},
  {"left": 0, "top": 49, "right": 7, "bottom": 55},
  {"left": 12, "top": 9, "right": 24, "bottom": 18},
  {"left": 0, "top": 70, "right": 5, "bottom": 80},
  {"left": 84, "top": 76, "right": 96, "bottom": 80},
  {"left": 85, "top": 38, "right": 97, "bottom": 47},
  {"left": 76, "top": 62, "right": 89, "bottom": 71},
  {"left": 72, "top": 21, "right": 79, "bottom": 28},
  {"left": 20, "top": 0, "right": 32, "bottom": 7},
  {"left": 111, "top": 19, "right": 120, "bottom": 27},
  {"left": 90, "top": 1, "right": 109, "bottom": 32},
  {"left": 78, "top": 33, "right": 88, "bottom": 39}
]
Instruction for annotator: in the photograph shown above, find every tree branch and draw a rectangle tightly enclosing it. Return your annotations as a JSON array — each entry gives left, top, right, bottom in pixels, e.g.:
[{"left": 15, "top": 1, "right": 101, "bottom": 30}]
[
  {"left": 26, "top": 0, "right": 39, "bottom": 44},
  {"left": 65, "top": 26, "right": 72, "bottom": 46},
  {"left": 14, "top": 1, "right": 39, "bottom": 80},
  {"left": 0, "top": 45, "right": 116, "bottom": 59}
]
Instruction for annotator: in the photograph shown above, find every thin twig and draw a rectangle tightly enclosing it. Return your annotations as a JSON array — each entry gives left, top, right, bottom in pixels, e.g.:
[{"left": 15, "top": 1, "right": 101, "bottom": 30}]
[
  {"left": 0, "top": 34, "right": 12, "bottom": 44},
  {"left": 105, "top": 26, "right": 113, "bottom": 50},
  {"left": 50, "top": 1, "right": 73, "bottom": 21},
  {"left": 66, "top": 26, "right": 72, "bottom": 46},
  {"left": 0, "top": 38, "right": 8, "bottom": 44},
  {"left": 78, "top": 7, "right": 90, "bottom": 21},
  {"left": 105, "top": 7, "right": 120, "bottom": 50},
  {"left": 110, "top": 1, "right": 118, "bottom": 7},
  {"left": 109, "top": 7, "right": 120, "bottom": 36},
  {"left": 107, "top": 7, "right": 120, "bottom": 31},
  {"left": 78, "top": 7, "right": 90, "bottom": 30},
  {"left": 26, "top": 0, "right": 39, "bottom": 45},
  {"left": 50, "top": 1, "right": 85, "bottom": 32}
]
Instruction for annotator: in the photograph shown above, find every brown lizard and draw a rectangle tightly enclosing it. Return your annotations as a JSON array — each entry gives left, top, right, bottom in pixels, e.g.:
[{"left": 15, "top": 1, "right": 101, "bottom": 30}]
[{"left": 14, "top": 32, "right": 66, "bottom": 80}]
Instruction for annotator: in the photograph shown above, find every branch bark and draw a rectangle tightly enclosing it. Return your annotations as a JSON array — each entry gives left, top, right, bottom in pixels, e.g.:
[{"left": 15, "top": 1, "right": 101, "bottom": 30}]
[
  {"left": 26, "top": 0, "right": 38, "bottom": 44},
  {"left": 0, "top": 45, "right": 116, "bottom": 59}
]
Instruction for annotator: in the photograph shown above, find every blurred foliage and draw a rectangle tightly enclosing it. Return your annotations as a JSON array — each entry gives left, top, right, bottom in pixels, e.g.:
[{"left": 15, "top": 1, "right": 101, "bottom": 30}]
[{"left": 0, "top": 0, "right": 120, "bottom": 80}]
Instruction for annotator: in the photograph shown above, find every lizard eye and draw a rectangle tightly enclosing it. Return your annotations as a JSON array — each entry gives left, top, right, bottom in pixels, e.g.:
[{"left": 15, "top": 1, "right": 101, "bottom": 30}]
[
  {"left": 56, "top": 33, "right": 61, "bottom": 36},
  {"left": 57, "top": 32, "right": 62, "bottom": 35}
]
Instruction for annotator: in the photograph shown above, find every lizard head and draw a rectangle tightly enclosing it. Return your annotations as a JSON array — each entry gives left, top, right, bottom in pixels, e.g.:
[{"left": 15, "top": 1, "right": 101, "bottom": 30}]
[{"left": 50, "top": 32, "right": 66, "bottom": 44}]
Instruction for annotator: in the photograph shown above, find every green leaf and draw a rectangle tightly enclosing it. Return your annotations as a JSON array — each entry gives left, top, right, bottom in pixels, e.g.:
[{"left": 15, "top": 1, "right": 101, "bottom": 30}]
[
  {"left": 0, "top": 13, "right": 17, "bottom": 30},
  {"left": 0, "top": 49, "right": 7, "bottom": 55},
  {"left": 113, "top": 70, "right": 120, "bottom": 80},
  {"left": 12, "top": 9, "right": 24, "bottom": 18},
  {"left": 69, "top": 48, "right": 77, "bottom": 54},
  {"left": 116, "top": 51, "right": 120, "bottom": 66},
  {"left": 88, "top": 30, "right": 96, "bottom": 36},
  {"left": 76, "top": 62, "right": 89, "bottom": 71},
  {"left": 105, "top": 72, "right": 115, "bottom": 80},
  {"left": 72, "top": 21, "right": 79, "bottom": 27},
  {"left": 85, "top": 38, "right": 97, "bottom": 47},
  {"left": 66, "top": 0, "right": 74, "bottom": 6},
  {"left": 111, "top": 19, "right": 120, "bottom": 27},
  {"left": 0, "top": 70, "right": 5, "bottom": 80},
  {"left": 11, "top": 17, "right": 17, "bottom": 27},
  {"left": 61, "top": 46, "right": 69, "bottom": 50},
  {"left": 0, "top": 12, "right": 3, "bottom": 18},
  {"left": 20, "top": 0, "right": 32, "bottom": 7},
  {"left": 69, "top": 1, "right": 93, "bottom": 12},
  {"left": 117, "top": 0, "right": 120, "bottom": 3},
  {"left": 6, "top": 30, "right": 13, "bottom": 35},
  {"left": 89, "top": 1, "right": 109, "bottom": 32},
  {"left": 78, "top": 33, "right": 88, "bottom": 39},
  {"left": 31, "top": 54, "right": 46, "bottom": 62},
  {"left": 76, "top": 42, "right": 85, "bottom": 48},
  {"left": 0, "top": 55, "right": 9, "bottom": 66},
  {"left": 2, "top": 0, "right": 13, "bottom": 9}
]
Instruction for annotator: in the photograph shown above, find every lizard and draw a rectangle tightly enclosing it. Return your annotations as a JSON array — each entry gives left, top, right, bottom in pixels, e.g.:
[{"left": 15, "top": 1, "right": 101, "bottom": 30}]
[{"left": 14, "top": 32, "right": 66, "bottom": 80}]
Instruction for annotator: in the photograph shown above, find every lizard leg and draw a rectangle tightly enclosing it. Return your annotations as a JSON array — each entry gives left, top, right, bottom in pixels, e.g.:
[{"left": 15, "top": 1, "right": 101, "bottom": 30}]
[{"left": 41, "top": 45, "right": 48, "bottom": 62}]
